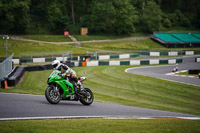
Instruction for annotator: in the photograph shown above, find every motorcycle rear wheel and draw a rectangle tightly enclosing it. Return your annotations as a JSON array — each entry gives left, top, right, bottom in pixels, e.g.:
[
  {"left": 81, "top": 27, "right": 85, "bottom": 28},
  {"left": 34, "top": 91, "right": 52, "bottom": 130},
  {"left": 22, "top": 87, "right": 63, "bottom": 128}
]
[
  {"left": 80, "top": 88, "right": 94, "bottom": 105},
  {"left": 45, "top": 85, "right": 61, "bottom": 104}
]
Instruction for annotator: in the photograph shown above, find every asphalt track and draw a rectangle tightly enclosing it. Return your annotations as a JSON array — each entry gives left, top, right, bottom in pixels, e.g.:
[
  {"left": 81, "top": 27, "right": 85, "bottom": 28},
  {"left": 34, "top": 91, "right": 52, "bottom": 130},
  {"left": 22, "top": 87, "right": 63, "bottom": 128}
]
[
  {"left": 0, "top": 56, "right": 200, "bottom": 121},
  {"left": 126, "top": 57, "right": 200, "bottom": 86},
  {"left": 0, "top": 93, "right": 199, "bottom": 121}
]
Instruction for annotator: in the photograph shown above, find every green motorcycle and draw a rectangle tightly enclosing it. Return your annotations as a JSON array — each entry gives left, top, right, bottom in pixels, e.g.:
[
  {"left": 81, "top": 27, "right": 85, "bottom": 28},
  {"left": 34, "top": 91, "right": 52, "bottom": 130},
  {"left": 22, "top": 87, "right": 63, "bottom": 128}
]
[{"left": 45, "top": 70, "right": 94, "bottom": 105}]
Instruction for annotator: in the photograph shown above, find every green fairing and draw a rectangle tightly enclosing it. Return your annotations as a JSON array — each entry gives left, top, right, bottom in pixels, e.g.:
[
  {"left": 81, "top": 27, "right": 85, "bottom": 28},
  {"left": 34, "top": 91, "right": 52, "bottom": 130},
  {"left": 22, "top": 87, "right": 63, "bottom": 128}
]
[{"left": 48, "top": 72, "right": 75, "bottom": 98}]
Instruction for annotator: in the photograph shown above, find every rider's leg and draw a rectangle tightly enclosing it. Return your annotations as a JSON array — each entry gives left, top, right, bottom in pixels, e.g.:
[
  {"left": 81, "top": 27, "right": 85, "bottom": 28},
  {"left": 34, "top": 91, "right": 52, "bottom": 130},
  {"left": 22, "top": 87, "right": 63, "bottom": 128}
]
[
  {"left": 71, "top": 74, "right": 79, "bottom": 84},
  {"left": 71, "top": 74, "right": 83, "bottom": 91}
]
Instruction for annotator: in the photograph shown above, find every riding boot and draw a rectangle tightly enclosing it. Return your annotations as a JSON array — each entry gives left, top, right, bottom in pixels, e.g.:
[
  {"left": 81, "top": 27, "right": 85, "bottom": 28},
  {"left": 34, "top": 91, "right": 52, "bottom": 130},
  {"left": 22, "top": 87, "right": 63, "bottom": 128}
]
[{"left": 77, "top": 80, "right": 84, "bottom": 92}]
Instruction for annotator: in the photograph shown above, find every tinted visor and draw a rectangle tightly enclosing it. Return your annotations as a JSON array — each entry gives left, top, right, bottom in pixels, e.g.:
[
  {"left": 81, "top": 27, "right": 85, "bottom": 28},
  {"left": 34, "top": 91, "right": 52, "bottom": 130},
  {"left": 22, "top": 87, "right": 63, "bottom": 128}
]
[{"left": 52, "top": 64, "right": 58, "bottom": 68}]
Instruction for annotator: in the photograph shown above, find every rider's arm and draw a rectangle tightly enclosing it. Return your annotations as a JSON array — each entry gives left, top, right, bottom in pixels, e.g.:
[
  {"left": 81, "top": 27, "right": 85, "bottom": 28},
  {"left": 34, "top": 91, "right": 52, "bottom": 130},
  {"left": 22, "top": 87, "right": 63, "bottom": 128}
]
[
  {"left": 59, "top": 65, "right": 66, "bottom": 77},
  {"left": 60, "top": 64, "right": 71, "bottom": 77}
]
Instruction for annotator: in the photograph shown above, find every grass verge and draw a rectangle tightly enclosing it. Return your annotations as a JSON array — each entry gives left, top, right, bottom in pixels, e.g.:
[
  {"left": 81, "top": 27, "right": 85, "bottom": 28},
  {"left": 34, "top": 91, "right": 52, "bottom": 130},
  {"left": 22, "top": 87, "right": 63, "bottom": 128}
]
[
  {"left": 0, "top": 118, "right": 200, "bottom": 133},
  {"left": 1, "top": 66, "right": 200, "bottom": 115},
  {"left": 22, "top": 35, "right": 72, "bottom": 42},
  {"left": 81, "top": 39, "right": 166, "bottom": 52},
  {"left": 74, "top": 34, "right": 132, "bottom": 41},
  {"left": 0, "top": 39, "right": 88, "bottom": 58},
  {"left": 1, "top": 37, "right": 200, "bottom": 58}
]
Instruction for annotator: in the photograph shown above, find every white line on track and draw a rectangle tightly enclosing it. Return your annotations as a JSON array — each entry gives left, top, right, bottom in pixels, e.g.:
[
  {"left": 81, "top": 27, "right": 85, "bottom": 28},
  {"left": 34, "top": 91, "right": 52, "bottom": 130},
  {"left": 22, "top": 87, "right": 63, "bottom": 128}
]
[
  {"left": 0, "top": 116, "right": 102, "bottom": 121},
  {"left": 0, "top": 116, "right": 200, "bottom": 121},
  {"left": 0, "top": 92, "right": 42, "bottom": 96},
  {"left": 125, "top": 67, "right": 200, "bottom": 87},
  {"left": 165, "top": 70, "right": 198, "bottom": 78},
  {"left": 125, "top": 65, "right": 175, "bottom": 73}
]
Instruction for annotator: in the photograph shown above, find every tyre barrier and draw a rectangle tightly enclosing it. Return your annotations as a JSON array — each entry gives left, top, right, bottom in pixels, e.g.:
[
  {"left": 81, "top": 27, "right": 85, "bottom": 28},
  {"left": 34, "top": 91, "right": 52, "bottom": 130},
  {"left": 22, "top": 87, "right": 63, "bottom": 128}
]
[
  {"left": 0, "top": 62, "right": 75, "bottom": 88},
  {"left": 189, "top": 70, "right": 200, "bottom": 74},
  {"left": 1, "top": 67, "right": 25, "bottom": 87},
  {"left": 24, "top": 65, "right": 50, "bottom": 71},
  {"left": 7, "top": 67, "right": 25, "bottom": 86}
]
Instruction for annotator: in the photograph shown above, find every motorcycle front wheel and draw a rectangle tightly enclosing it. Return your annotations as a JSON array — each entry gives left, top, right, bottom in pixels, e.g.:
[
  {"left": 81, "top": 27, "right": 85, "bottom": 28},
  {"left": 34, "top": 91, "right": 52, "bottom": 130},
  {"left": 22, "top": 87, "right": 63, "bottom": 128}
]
[
  {"left": 80, "top": 88, "right": 94, "bottom": 105},
  {"left": 45, "top": 85, "right": 61, "bottom": 104}
]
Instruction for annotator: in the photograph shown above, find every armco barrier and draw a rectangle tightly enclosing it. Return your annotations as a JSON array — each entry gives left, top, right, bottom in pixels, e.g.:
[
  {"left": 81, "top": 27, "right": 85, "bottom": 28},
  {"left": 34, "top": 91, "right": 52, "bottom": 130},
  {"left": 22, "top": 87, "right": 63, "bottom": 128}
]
[
  {"left": 168, "top": 51, "right": 178, "bottom": 56},
  {"left": 24, "top": 63, "right": 74, "bottom": 72},
  {"left": 160, "top": 51, "right": 168, "bottom": 56},
  {"left": 176, "top": 59, "right": 183, "bottom": 63},
  {"left": 141, "top": 60, "right": 150, "bottom": 65},
  {"left": 109, "top": 61, "right": 120, "bottom": 66},
  {"left": 195, "top": 57, "right": 200, "bottom": 62},
  {"left": 74, "top": 58, "right": 183, "bottom": 67},
  {"left": 45, "top": 58, "right": 56, "bottom": 62},
  {"left": 150, "top": 52, "right": 160, "bottom": 56},
  {"left": 99, "top": 61, "right": 109, "bottom": 66},
  {"left": 185, "top": 51, "right": 194, "bottom": 55},
  {"left": 70, "top": 50, "right": 196, "bottom": 60},
  {"left": 150, "top": 59, "right": 159, "bottom": 65},
  {"left": 0, "top": 54, "right": 14, "bottom": 81},
  {"left": 20, "top": 58, "right": 33, "bottom": 64},
  {"left": 130, "top": 60, "right": 140, "bottom": 65},
  {"left": 11, "top": 50, "right": 199, "bottom": 64},
  {"left": 120, "top": 61, "right": 130, "bottom": 65},
  {"left": 99, "top": 55, "right": 110, "bottom": 60},
  {"left": 195, "top": 51, "right": 200, "bottom": 55},
  {"left": 159, "top": 60, "right": 168, "bottom": 64},
  {"left": 168, "top": 59, "right": 176, "bottom": 64}
]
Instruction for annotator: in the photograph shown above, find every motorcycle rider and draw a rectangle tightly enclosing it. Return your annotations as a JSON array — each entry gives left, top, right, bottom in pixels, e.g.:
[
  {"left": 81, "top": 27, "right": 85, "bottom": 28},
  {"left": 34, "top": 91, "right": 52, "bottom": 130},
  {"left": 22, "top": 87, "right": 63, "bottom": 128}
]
[{"left": 52, "top": 60, "right": 82, "bottom": 92}]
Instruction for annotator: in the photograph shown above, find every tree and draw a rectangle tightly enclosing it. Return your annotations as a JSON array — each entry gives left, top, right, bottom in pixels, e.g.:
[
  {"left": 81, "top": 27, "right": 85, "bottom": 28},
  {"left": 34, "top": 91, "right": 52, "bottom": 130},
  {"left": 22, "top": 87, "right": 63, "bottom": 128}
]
[
  {"left": 47, "top": 2, "right": 70, "bottom": 33},
  {"left": 69, "top": 0, "right": 75, "bottom": 24},
  {"left": 0, "top": 0, "right": 30, "bottom": 33},
  {"left": 113, "top": 0, "right": 138, "bottom": 34},
  {"left": 141, "top": 1, "right": 163, "bottom": 32},
  {"left": 0, "top": 0, "right": 199, "bottom": 34},
  {"left": 87, "top": 0, "right": 116, "bottom": 33},
  {"left": 83, "top": 0, "right": 138, "bottom": 34}
]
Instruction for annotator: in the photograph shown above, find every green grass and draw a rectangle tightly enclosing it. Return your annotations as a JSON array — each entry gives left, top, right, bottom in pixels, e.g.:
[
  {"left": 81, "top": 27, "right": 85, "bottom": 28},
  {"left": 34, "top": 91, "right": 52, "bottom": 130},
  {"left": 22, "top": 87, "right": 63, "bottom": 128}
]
[
  {"left": 1, "top": 66, "right": 200, "bottom": 115},
  {"left": 75, "top": 34, "right": 131, "bottom": 41},
  {"left": 0, "top": 39, "right": 88, "bottom": 58},
  {"left": 23, "top": 35, "right": 72, "bottom": 42},
  {"left": 0, "top": 118, "right": 200, "bottom": 133},
  {"left": 0, "top": 39, "right": 162, "bottom": 58},
  {"left": 81, "top": 39, "right": 200, "bottom": 54},
  {"left": 82, "top": 39, "right": 165, "bottom": 51},
  {"left": 177, "top": 71, "right": 190, "bottom": 76},
  {"left": 75, "top": 32, "right": 151, "bottom": 41},
  {"left": 1, "top": 37, "right": 200, "bottom": 58}
]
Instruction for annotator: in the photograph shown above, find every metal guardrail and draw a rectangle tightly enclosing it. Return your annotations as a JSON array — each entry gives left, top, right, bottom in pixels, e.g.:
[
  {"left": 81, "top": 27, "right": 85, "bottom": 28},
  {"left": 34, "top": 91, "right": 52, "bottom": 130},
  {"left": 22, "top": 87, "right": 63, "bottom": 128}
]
[{"left": 0, "top": 54, "right": 14, "bottom": 81}]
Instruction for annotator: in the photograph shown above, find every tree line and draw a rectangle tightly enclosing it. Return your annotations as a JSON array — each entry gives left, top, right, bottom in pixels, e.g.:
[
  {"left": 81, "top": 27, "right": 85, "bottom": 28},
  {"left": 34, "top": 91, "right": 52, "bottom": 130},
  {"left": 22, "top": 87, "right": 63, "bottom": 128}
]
[{"left": 0, "top": 0, "right": 199, "bottom": 34}]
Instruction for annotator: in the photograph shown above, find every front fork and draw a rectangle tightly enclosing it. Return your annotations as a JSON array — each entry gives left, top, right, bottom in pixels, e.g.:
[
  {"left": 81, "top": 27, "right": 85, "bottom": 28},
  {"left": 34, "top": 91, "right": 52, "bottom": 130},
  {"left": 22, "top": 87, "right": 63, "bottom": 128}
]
[
  {"left": 52, "top": 85, "right": 60, "bottom": 96},
  {"left": 54, "top": 85, "right": 59, "bottom": 92}
]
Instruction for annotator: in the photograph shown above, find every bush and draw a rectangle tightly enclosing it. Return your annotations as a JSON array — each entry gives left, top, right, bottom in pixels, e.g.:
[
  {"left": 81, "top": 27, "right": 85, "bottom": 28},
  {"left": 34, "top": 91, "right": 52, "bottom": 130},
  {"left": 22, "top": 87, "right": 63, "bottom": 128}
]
[
  {"left": 66, "top": 24, "right": 81, "bottom": 35},
  {"left": 162, "top": 13, "right": 172, "bottom": 28}
]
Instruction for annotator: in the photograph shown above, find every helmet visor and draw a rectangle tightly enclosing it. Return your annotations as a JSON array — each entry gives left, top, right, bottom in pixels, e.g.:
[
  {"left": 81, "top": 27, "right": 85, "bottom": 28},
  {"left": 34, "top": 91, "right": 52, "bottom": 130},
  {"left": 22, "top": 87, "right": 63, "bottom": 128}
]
[{"left": 52, "top": 64, "right": 58, "bottom": 69}]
